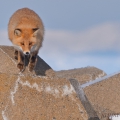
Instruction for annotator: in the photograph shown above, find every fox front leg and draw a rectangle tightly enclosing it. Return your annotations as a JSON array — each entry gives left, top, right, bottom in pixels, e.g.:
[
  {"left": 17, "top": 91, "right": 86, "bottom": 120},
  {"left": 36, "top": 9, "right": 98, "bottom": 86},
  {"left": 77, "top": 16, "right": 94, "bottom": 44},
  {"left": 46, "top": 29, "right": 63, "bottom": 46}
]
[
  {"left": 14, "top": 49, "right": 18, "bottom": 60},
  {"left": 28, "top": 52, "right": 38, "bottom": 72},
  {"left": 17, "top": 51, "right": 25, "bottom": 71}
]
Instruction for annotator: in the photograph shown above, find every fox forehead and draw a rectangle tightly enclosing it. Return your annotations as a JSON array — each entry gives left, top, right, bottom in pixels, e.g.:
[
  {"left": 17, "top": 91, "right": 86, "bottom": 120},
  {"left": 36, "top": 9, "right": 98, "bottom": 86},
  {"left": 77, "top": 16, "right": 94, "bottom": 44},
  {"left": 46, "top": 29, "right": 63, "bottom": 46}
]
[
  {"left": 17, "top": 17, "right": 40, "bottom": 27},
  {"left": 15, "top": 28, "right": 34, "bottom": 34},
  {"left": 18, "top": 39, "right": 36, "bottom": 44}
]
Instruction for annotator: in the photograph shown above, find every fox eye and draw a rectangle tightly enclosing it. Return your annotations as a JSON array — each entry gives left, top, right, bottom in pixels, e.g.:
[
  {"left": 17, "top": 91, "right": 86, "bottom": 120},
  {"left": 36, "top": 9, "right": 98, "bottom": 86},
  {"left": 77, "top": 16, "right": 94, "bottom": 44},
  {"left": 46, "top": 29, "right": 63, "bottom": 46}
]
[
  {"left": 29, "top": 42, "right": 32, "bottom": 46},
  {"left": 33, "top": 28, "right": 39, "bottom": 32},
  {"left": 21, "top": 43, "right": 24, "bottom": 45}
]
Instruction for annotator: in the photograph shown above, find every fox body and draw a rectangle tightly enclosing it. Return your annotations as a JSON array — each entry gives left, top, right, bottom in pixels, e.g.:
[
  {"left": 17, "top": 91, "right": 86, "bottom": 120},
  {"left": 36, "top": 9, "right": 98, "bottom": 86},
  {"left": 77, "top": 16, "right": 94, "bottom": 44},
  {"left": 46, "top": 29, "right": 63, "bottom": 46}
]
[{"left": 8, "top": 8, "right": 44, "bottom": 71}]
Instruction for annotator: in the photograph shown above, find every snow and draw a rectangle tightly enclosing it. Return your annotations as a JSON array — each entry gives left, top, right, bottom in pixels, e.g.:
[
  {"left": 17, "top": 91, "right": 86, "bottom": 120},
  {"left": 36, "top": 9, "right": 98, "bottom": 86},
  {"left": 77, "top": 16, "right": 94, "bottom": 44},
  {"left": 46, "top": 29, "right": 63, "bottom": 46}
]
[
  {"left": 2, "top": 106, "right": 8, "bottom": 120},
  {"left": 109, "top": 115, "right": 120, "bottom": 120},
  {"left": 81, "top": 70, "right": 120, "bottom": 88},
  {"left": 62, "top": 85, "right": 75, "bottom": 96}
]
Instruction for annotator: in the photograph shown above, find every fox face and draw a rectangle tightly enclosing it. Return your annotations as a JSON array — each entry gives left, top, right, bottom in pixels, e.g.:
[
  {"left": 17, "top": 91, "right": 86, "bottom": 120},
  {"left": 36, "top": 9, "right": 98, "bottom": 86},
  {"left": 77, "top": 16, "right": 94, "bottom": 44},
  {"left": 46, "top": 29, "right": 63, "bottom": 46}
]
[{"left": 13, "top": 28, "right": 39, "bottom": 55}]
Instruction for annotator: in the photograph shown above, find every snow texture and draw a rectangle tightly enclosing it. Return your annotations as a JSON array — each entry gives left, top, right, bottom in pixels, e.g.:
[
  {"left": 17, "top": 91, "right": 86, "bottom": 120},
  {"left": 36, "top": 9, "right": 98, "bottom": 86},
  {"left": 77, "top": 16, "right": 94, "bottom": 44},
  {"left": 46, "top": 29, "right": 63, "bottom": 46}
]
[
  {"left": 2, "top": 106, "right": 8, "bottom": 120},
  {"left": 95, "top": 71, "right": 106, "bottom": 79},
  {"left": 10, "top": 76, "right": 41, "bottom": 105},
  {"left": 11, "top": 75, "right": 75, "bottom": 105},
  {"left": 109, "top": 115, "right": 120, "bottom": 120},
  {"left": 81, "top": 70, "right": 120, "bottom": 88},
  {"left": 62, "top": 85, "right": 75, "bottom": 96}
]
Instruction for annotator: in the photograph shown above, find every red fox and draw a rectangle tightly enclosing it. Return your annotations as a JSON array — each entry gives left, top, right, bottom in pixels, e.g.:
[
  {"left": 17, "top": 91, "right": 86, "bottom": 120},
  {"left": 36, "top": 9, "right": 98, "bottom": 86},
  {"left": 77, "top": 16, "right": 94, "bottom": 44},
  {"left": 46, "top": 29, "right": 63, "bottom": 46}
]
[{"left": 8, "top": 8, "right": 44, "bottom": 72}]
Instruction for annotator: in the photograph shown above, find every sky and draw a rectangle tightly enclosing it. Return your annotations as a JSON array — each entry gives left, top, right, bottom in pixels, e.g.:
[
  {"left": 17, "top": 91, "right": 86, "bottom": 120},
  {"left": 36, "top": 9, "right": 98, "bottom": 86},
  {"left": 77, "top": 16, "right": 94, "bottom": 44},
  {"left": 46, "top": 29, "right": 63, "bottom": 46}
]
[{"left": 0, "top": 0, "right": 120, "bottom": 74}]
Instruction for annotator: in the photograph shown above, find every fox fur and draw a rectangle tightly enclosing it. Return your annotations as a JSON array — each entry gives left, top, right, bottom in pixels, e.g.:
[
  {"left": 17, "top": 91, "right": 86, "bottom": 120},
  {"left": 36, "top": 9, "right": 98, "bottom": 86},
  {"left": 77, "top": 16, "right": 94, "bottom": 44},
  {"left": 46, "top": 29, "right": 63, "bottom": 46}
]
[{"left": 8, "top": 8, "right": 44, "bottom": 71}]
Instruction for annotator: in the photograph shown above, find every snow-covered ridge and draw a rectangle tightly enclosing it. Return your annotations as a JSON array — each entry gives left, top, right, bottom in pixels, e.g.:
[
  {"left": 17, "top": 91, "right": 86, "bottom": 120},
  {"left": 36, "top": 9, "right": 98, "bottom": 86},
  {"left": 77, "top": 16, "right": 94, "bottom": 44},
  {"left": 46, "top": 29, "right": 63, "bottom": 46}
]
[
  {"left": 81, "top": 70, "right": 120, "bottom": 88},
  {"left": 94, "top": 71, "right": 106, "bottom": 80}
]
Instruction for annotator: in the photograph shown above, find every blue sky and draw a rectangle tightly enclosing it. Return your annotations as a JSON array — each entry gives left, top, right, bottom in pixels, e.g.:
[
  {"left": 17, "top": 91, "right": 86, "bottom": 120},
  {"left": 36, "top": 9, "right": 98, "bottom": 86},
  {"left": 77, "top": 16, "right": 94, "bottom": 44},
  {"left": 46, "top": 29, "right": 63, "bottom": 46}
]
[{"left": 0, "top": 0, "right": 120, "bottom": 74}]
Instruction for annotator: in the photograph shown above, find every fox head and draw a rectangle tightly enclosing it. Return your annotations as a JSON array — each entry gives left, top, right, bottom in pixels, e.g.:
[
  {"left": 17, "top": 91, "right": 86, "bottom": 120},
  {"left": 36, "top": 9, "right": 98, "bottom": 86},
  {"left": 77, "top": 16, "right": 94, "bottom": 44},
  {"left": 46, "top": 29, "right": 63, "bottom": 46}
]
[{"left": 13, "top": 28, "right": 40, "bottom": 55}]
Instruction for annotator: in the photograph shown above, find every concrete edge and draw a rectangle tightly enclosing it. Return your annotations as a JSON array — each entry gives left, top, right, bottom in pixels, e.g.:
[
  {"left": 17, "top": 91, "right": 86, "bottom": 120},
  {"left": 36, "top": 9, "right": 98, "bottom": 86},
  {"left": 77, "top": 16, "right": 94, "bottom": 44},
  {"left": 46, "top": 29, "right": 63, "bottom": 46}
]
[
  {"left": 69, "top": 79, "right": 100, "bottom": 120},
  {"left": 81, "top": 71, "right": 120, "bottom": 88}
]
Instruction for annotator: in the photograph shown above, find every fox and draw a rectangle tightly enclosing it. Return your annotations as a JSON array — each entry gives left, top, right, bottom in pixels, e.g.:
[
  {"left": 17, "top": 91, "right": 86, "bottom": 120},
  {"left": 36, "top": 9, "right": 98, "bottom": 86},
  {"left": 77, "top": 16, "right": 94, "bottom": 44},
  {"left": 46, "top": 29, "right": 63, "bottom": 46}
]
[{"left": 8, "top": 8, "right": 44, "bottom": 72}]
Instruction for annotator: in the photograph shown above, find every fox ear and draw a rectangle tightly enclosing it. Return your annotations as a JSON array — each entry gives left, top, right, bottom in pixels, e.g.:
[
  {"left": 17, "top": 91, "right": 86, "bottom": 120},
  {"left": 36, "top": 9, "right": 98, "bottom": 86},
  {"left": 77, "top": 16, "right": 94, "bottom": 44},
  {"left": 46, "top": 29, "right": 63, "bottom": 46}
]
[
  {"left": 14, "top": 29, "right": 21, "bottom": 36},
  {"left": 33, "top": 28, "right": 39, "bottom": 37}
]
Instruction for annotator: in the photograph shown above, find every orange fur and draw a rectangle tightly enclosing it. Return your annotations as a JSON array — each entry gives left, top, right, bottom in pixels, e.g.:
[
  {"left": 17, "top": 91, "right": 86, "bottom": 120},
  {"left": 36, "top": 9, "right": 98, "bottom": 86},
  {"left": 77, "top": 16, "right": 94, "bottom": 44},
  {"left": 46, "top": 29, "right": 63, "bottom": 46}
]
[
  {"left": 8, "top": 8, "right": 44, "bottom": 71},
  {"left": 8, "top": 7, "right": 44, "bottom": 54}
]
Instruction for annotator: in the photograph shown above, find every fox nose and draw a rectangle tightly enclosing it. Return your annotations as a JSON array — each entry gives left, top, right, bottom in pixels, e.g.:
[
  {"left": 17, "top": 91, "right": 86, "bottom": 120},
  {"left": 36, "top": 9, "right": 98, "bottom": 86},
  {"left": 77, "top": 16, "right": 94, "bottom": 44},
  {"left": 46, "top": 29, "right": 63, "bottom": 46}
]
[
  {"left": 24, "top": 51, "right": 30, "bottom": 55},
  {"left": 26, "top": 52, "right": 30, "bottom": 55}
]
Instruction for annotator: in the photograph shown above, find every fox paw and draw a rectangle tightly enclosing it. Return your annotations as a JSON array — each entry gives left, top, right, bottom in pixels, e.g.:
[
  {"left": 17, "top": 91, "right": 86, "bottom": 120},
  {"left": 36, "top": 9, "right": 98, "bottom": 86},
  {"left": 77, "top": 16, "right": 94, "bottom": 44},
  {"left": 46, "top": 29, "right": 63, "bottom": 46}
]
[
  {"left": 14, "top": 55, "right": 18, "bottom": 60},
  {"left": 14, "top": 50, "right": 18, "bottom": 60},
  {"left": 28, "top": 63, "right": 35, "bottom": 72},
  {"left": 17, "top": 63, "right": 24, "bottom": 71}
]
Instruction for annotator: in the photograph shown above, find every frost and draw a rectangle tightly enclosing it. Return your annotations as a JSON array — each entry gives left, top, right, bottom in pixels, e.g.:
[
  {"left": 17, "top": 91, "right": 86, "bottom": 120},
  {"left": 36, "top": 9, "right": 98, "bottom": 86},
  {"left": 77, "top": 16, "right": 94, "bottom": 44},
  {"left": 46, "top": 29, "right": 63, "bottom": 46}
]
[
  {"left": 81, "top": 70, "right": 120, "bottom": 88},
  {"left": 45, "top": 86, "right": 60, "bottom": 97},
  {"left": 10, "top": 76, "right": 41, "bottom": 105},
  {"left": 45, "top": 86, "right": 52, "bottom": 92},
  {"left": 109, "top": 115, "right": 120, "bottom": 120},
  {"left": 2, "top": 106, "right": 8, "bottom": 120},
  {"left": 95, "top": 71, "right": 106, "bottom": 79},
  {"left": 62, "top": 85, "right": 75, "bottom": 96},
  {"left": 11, "top": 77, "right": 20, "bottom": 104},
  {"left": 55, "top": 89, "right": 59, "bottom": 94}
]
